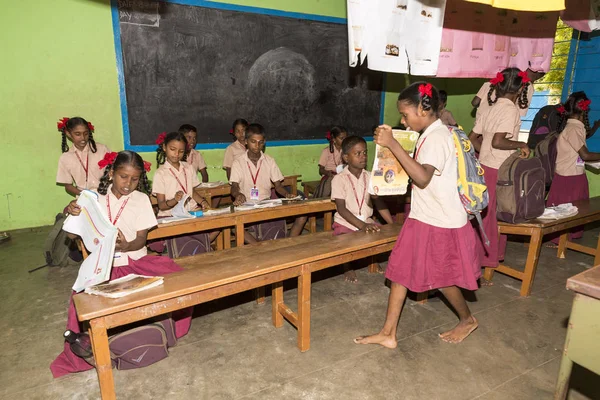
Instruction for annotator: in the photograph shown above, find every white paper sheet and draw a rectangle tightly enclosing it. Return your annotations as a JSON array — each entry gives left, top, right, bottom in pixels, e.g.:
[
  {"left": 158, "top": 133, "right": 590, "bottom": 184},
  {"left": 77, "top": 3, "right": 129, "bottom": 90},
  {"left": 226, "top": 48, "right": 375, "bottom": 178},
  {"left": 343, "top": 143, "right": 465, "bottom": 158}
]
[{"left": 63, "top": 190, "right": 118, "bottom": 292}]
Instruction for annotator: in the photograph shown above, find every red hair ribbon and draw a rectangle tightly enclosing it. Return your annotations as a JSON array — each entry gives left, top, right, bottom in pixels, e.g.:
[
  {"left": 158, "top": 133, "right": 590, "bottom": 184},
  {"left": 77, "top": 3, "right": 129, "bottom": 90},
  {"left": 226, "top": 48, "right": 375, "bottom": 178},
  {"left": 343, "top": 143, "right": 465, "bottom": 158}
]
[
  {"left": 229, "top": 129, "right": 234, "bottom": 134},
  {"left": 490, "top": 72, "right": 504, "bottom": 85},
  {"left": 326, "top": 131, "right": 332, "bottom": 140},
  {"left": 143, "top": 160, "right": 152, "bottom": 172},
  {"left": 556, "top": 105, "right": 566, "bottom": 114},
  {"left": 57, "top": 117, "right": 70, "bottom": 132},
  {"left": 418, "top": 83, "right": 433, "bottom": 98},
  {"left": 518, "top": 71, "right": 530, "bottom": 84},
  {"left": 87, "top": 121, "right": 95, "bottom": 132},
  {"left": 98, "top": 152, "right": 118, "bottom": 169},
  {"left": 577, "top": 99, "right": 591, "bottom": 111},
  {"left": 155, "top": 132, "right": 167, "bottom": 145}
]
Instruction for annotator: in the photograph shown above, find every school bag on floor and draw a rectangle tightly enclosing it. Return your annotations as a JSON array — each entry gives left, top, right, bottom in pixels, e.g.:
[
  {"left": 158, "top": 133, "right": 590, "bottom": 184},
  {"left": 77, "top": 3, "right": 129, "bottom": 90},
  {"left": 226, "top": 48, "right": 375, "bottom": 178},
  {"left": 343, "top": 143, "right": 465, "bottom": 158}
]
[
  {"left": 449, "top": 127, "right": 490, "bottom": 246},
  {"left": 496, "top": 152, "right": 546, "bottom": 223},
  {"left": 534, "top": 131, "right": 559, "bottom": 187},
  {"left": 71, "top": 317, "right": 177, "bottom": 370},
  {"left": 43, "top": 213, "right": 82, "bottom": 268}
]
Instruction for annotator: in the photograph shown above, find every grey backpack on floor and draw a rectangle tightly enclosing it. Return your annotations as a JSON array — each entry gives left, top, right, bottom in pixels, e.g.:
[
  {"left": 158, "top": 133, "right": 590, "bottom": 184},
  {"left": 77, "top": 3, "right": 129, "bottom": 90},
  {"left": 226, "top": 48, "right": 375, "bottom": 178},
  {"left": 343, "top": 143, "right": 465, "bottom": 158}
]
[{"left": 44, "top": 213, "right": 81, "bottom": 268}]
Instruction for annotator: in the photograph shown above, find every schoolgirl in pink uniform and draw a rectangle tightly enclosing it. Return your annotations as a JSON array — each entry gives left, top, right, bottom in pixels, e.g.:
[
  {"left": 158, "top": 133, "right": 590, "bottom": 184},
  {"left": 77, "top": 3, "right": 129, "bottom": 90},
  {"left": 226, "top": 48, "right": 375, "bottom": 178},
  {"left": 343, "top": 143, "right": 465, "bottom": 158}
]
[
  {"left": 355, "top": 82, "right": 481, "bottom": 348},
  {"left": 51, "top": 151, "right": 192, "bottom": 378}
]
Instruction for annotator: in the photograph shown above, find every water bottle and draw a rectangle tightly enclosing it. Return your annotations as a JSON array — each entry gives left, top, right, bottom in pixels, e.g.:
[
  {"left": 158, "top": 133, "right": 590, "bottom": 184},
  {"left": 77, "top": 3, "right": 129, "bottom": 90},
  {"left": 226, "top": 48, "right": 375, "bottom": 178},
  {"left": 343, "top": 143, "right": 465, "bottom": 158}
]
[{"left": 64, "top": 330, "right": 93, "bottom": 359}]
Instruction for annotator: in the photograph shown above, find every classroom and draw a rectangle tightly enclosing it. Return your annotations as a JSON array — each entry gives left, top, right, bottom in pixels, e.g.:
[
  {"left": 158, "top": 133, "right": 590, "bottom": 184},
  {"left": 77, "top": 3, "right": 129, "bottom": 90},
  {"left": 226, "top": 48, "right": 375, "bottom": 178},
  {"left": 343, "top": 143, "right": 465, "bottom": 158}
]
[{"left": 1, "top": 0, "right": 600, "bottom": 398}]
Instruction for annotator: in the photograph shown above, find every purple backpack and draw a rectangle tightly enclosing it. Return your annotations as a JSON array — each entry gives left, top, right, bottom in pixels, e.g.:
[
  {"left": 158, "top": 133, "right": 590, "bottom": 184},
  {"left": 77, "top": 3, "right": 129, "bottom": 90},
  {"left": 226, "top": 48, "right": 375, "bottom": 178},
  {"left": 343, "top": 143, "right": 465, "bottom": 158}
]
[{"left": 79, "top": 317, "right": 177, "bottom": 370}]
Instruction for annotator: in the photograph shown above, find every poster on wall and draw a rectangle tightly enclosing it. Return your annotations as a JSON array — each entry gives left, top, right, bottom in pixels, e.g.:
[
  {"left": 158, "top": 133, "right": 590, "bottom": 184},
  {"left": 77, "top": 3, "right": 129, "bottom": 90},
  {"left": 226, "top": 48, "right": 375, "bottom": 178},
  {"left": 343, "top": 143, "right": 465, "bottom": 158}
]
[
  {"left": 347, "top": 0, "right": 447, "bottom": 75},
  {"left": 437, "top": 0, "right": 558, "bottom": 77}
]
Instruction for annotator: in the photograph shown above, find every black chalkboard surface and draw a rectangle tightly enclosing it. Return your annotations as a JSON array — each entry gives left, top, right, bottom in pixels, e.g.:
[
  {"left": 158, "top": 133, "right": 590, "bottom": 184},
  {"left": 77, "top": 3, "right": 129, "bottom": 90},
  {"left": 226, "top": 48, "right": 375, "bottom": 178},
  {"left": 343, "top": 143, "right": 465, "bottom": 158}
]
[{"left": 117, "top": 1, "right": 383, "bottom": 146}]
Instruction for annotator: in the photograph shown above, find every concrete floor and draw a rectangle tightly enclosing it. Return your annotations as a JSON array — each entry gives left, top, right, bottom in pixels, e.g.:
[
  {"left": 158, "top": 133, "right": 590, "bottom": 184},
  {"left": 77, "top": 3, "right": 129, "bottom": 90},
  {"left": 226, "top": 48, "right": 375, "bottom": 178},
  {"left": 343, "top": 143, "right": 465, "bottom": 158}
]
[{"left": 1, "top": 227, "right": 599, "bottom": 400}]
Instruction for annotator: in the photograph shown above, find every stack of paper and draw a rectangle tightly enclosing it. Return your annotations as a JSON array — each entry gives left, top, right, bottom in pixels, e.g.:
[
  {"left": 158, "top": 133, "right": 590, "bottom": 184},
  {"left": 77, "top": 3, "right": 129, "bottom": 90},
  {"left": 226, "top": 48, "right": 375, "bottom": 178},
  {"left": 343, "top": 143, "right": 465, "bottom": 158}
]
[
  {"left": 538, "top": 203, "right": 579, "bottom": 220},
  {"left": 84, "top": 274, "right": 164, "bottom": 298},
  {"left": 63, "top": 190, "right": 118, "bottom": 292}
]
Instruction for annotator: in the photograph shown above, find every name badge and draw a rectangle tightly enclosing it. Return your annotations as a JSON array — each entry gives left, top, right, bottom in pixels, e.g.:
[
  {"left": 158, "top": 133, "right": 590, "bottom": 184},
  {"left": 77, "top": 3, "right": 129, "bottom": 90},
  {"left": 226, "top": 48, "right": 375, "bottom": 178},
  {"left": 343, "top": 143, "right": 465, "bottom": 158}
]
[
  {"left": 576, "top": 156, "right": 585, "bottom": 167},
  {"left": 114, "top": 252, "right": 122, "bottom": 259},
  {"left": 250, "top": 187, "right": 260, "bottom": 200},
  {"left": 336, "top": 164, "right": 345, "bottom": 174},
  {"left": 357, "top": 214, "right": 367, "bottom": 222}
]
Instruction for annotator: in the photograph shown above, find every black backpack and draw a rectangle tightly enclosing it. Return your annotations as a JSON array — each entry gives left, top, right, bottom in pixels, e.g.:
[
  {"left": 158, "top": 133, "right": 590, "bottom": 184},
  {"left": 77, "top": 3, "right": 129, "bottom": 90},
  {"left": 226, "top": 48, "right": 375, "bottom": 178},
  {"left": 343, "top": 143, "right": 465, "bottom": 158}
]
[
  {"left": 527, "top": 105, "right": 562, "bottom": 149},
  {"left": 43, "top": 213, "right": 81, "bottom": 268}
]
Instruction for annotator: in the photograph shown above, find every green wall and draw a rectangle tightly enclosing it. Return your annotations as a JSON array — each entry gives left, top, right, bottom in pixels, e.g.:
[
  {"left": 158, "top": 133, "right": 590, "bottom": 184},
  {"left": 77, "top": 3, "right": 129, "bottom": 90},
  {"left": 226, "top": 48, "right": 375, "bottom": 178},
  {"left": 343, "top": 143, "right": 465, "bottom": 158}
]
[{"left": 0, "top": 0, "right": 481, "bottom": 230}]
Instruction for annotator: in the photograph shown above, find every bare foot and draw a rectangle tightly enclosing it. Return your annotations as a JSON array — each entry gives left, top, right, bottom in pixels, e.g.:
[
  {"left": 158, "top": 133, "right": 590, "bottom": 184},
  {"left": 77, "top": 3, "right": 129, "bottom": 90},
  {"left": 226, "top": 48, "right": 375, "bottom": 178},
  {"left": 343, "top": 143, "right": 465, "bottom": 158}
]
[
  {"left": 353, "top": 332, "right": 397, "bottom": 349},
  {"left": 344, "top": 269, "right": 358, "bottom": 283},
  {"left": 376, "top": 263, "right": 385, "bottom": 274},
  {"left": 439, "top": 316, "right": 478, "bottom": 344},
  {"left": 480, "top": 279, "right": 494, "bottom": 287}
]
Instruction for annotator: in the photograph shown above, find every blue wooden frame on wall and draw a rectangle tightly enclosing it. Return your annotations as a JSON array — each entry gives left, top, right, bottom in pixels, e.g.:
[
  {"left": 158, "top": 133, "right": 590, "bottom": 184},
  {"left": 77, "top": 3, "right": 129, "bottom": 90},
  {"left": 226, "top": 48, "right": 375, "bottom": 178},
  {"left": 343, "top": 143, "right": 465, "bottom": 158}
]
[{"left": 110, "top": 0, "right": 384, "bottom": 152}]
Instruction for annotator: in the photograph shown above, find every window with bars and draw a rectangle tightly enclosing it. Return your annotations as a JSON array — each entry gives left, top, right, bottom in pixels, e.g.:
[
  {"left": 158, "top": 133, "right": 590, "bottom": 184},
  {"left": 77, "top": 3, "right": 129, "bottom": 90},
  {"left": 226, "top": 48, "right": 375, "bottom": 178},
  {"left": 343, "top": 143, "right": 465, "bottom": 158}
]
[{"left": 521, "top": 20, "right": 573, "bottom": 131}]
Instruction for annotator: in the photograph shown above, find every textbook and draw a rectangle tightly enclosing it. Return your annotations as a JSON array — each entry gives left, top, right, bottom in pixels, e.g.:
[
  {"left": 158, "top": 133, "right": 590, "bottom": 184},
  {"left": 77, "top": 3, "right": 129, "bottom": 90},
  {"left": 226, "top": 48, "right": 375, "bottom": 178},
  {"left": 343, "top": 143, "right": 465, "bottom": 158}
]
[
  {"left": 84, "top": 274, "right": 164, "bottom": 299},
  {"left": 368, "top": 129, "right": 419, "bottom": 196},
  {"left": 63, "top": 190, "right": 118, "bottom": 292}
]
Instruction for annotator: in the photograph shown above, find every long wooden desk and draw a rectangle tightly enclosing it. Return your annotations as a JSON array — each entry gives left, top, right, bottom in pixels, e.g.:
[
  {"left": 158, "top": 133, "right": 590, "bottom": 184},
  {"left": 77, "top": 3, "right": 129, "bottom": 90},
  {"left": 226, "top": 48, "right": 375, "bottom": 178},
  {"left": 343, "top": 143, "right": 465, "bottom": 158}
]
[
  {"left": 147, "top": 199, "right": 336, "bottom": 249},
  {"left": 484, "top": 197, "right": 600, "bottom": 297},
  {"left": 193, "top": 175, "right": 301, "bottom": 204},
  {"left": 73, "top": 224, "right": 401, "bottom": 400},
  {"left": 555, "top": 265, "right": 600, "bottom": 399}
]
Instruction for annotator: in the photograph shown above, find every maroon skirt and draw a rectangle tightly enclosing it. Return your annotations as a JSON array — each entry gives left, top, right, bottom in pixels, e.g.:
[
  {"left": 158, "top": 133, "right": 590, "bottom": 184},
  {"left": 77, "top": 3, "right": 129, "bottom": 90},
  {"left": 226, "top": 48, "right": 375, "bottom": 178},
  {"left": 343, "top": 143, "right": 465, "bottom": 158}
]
[
  {"left": 385, "top": 218, "right": 481, "bottom": 292},
  {"left": 50, "top": 255, "right": 192, "bottom": 378},
  {"left": 480, "top": 164, "right": 507, "bottom": 267},
  {"left": 546, "top": 173, "right": 589, "bottom": 242}
]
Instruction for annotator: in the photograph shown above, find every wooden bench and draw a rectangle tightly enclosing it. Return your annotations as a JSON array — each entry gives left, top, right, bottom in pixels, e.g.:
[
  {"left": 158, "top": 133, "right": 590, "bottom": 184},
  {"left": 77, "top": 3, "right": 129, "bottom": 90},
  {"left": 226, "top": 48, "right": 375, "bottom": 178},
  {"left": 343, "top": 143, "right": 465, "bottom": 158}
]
[
  {"left": 73, "top": 224, "right": 401, "bottom": 400},
  {"left": 301, "top": 180, "right": 321, "bottom": 198},
  {"left": 484, "top": 197, "right": 600, "bottom": 297},
  {"left": 555, "top": 264, "right": 600, "bottom": 399}
]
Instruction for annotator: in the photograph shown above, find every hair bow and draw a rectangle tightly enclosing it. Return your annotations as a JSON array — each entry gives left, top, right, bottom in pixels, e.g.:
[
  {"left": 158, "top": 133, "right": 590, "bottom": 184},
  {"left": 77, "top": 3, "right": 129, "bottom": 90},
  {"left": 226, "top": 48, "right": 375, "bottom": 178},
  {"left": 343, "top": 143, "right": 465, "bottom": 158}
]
[
  {"left": 143, "top": 160, "right": 152, "bottom": 172},
  {"left": 155, "top": 132, "right": 167, "bottom": 145},
  {"left": 87, "top": 121, "right": 95, "bottom": 132},
  {"left": 418, "top": 83, "right": 433, "bottom": 98},
  {"left": 326, "top": 131, "right": 332, "bottom": 140},
  {"left": 490, "top": 72, "right": 504, "bottom": 85},
  {"left": 229, "top": 129, "right": 234, "bottom": 134},
  {"left": 518, "top": 70, "right": 530, "bottom": 84},
  {"left": 577, "top": 99, "right": 591, "bottom": 111},
  {"left": 57, "top": 117, "right": 70, "bottom": 132},
  {"left": 98, "top": 152, "right": 118, "bottom": 169},
  {"left": 556, "top": 105, "right": 566, "bottom": 115}
]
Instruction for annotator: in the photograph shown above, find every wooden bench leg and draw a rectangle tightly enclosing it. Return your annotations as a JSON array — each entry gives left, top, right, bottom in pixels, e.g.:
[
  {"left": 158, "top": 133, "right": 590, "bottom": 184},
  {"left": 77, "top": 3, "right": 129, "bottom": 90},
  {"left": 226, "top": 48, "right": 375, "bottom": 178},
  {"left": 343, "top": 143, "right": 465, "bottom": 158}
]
[
  {"left": 216, "top": 231, "right": 224, "bottom": 251},
  {"left": 521, "top": 229, "right": 543, "bottom": 297},
  {"left": 255, "top": 287, "right": 266, "bottom": 305},
  {"left": 415, "top": 291, "right": 428, "bottom": 304},
  {"left": 367, "top": 256, "right": 378, "bottom": 274},
  {"left": 483, "top": 267, "right": 495, "bottom": 281},
  {"left": 271, "top": 281, "right": 284, "bottom": 328},
  {"left": 89, "top": 318, "right": 115, "bottom": 400},
  {"left": 594, "top": 233, "right": 600, "bottom": 266},
  {"left": 223, "top": 228, "right": 231, "bottom": 250},
  {"left": 309, "top": 216, "right": 317, "bottom": 233},
  {"left": 554, "top": 323, "right": 574, "bottom": 400},
  {"left": 557, "top": 233, "right": 568, "bottom": 259},
  {"left": 323, "top": 212, "right": 332, "bottom": 232},
  {"left": 297, "top": 270, "right": 311, "bottom": 352}
]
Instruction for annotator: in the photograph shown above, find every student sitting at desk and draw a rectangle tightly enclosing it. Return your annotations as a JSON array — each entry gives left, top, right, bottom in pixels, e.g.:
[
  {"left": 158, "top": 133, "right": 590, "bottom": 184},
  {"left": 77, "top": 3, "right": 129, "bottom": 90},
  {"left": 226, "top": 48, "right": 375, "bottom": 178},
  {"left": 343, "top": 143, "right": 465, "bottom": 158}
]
[
  {"left": 50, "top": 150, "right": 192, "bottom": 378},
  {"left": 223, "top": 118, "right": 248, "bottom": 180},
  {"left": 230, "top": 123, "right": 307, "bottom": 243},
  {"left": 152, "top": 131, "right": 215, "bottom": 257}
]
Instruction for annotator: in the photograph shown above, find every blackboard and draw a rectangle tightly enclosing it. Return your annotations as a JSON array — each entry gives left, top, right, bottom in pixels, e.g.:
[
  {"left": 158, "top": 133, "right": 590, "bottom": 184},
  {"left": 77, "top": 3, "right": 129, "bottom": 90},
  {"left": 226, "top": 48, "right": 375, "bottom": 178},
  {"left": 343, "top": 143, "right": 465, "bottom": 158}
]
[{"left": 115, "top": 0, "right": 383, "bottom": 148}]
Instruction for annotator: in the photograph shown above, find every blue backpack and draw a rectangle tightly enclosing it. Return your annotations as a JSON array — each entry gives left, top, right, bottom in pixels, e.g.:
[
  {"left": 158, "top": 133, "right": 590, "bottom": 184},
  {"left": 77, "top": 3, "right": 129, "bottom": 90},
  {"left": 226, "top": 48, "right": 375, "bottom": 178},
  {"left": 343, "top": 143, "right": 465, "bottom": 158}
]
[{"left": 449, "top": 127, "right": 490, "bottom": 246}]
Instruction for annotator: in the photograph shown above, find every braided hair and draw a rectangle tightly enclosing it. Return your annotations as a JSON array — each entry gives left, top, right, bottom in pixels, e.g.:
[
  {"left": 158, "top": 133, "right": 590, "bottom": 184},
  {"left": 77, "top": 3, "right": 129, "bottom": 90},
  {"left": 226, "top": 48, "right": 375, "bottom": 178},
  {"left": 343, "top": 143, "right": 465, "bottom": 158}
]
[
  {"left": 63, "top": 117, "right": 98, "bottom": 153},
  {"left": 156, "top": 132, "right": 188, "bottom": 167},
  {"left": 397, "top": 81, "right": 440, "bottom": 116},
  {"left": 327, "top": 126, "right": 347, "bottom": 153},
  {"left": 487, "top": 68, "right": 524, "bottom": 106},
  {"left": 98, "top": 151, "right": 151, "bottom": 195},
  {"left": 559, "top": 91, "right": 592, "bottom": 135}
]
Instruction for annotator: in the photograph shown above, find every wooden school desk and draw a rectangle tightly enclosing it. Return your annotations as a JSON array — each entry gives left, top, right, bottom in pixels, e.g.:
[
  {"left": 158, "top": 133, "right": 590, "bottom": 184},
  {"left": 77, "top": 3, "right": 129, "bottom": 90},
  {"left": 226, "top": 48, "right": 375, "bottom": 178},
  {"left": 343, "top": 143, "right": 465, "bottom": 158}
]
[
  {"left": 73, "top": 224, "right": 401, "bottom": 400},
  {"left": 193, "top": 175, "right": 302, "bottom": 204},
  {"left": 483, "top": 197, "right": 600, "bottom": 297},
  {"left": 554, "top": 265, "right": 600, "bottom": 399},
  {"left": 301, "top": 180, "right": 321, "bottom": 198},
  {"left": 147, "top": 198, "right": 336, "bottom": 248}
]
